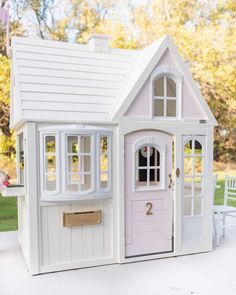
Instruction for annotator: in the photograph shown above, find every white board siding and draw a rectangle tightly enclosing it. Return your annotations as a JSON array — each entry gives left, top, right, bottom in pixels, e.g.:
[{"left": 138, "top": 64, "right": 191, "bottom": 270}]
[
  {"left": 22, "top": 110, "right": 108, "bottom": 122},
  {"left": 14, "top": 43, "right": 136, "bottom": 63},
  {"left": 17, "top": 197, "right": 30, "bottom": 268},
  {"left": 17, "top": 59, "right": 128, "bottom": 76},
  {"left": 71, "top": 204, "right": 83, "bottom": 261},
  {"left": 21, "top": 92, "right": 116, "bottom": 105},
  {"left": 47, "top": 206, "right": 60, "bottom": 265},
  {"left": 40, "top": 201, "right": 113, "bottom": 268},
  {"left": 59, "top": 205, "right": 72, "bottom": 262},
  {"left": 18, "top": 67, "right": 125, "bottom": 82},
  {"left": 19, "top": 75, "right": 123, "bottom": 89},
  {"left": 20, "top": 84, "right": 119, "bottom": 97},
  {"left": 41, "top": 206, "right": 49, "bottom": 266},
  {"left": 22, "top": 101, "right": 112, "bottom": 113},
  {"left": 17, "top": 52, "right": 131, "bottom": 69}
]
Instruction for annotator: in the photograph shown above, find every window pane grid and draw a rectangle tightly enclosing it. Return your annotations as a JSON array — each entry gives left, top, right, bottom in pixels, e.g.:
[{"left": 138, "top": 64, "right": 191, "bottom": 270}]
[
  {"left": 45, "top": 152, "right": 56, "bottom": 156},
  {"left": 68, "top": 172, "right": 91, "bottom": 175},
  {"left": 184, "top": 139, "right": 203, "bottom": 216},
  {"left": 42, "top": 131, "right": 111, "bottom": 197},
  {"left": 99, "top": 136, "right": 109, "bottom": 190},
  {"left": 66, "top": 135, "right": 92, "bottom": 192},
  {"left": 154, "top": 96, "right": 176, "bottom": 100},
  {"left": 45, "top": 173, "right": 56, "bottom": 176},
  {"left": 154, "top": 76, "right": 177, "bottom": 118},
  {"left": 136, "top": 145, "right": 161, "bottom": 189},
  {"left": 44, "top": 135, "right": 57, "bottom": 192},
  {"left": 138, "top": 166, "right": 160, "bottom": 169},
  {"left": 67, "top": 152, "right": 91, "bottom": 156}
]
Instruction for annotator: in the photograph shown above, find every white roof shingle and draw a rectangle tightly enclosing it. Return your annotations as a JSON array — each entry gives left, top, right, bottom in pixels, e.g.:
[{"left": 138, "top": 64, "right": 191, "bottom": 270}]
[{"left": 11, "top": 36, "right": 138, "bottom": 126}]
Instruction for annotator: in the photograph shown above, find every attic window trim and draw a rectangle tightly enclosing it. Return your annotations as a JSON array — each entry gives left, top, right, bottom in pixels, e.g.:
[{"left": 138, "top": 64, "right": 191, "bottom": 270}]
[{"left": 150, "top": 65, "right": 183, "bottom": 120}]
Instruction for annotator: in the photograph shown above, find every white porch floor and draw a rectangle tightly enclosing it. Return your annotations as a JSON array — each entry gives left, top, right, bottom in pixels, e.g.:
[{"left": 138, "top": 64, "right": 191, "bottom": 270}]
[{"left": 0, "top": 224, "right": 236, "bottom": 295}]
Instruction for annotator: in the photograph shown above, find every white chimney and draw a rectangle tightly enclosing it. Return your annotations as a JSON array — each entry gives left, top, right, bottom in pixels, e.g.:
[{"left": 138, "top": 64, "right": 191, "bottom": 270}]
[{"left": 88, "top": 33, "right": 110, "bottom": 53}]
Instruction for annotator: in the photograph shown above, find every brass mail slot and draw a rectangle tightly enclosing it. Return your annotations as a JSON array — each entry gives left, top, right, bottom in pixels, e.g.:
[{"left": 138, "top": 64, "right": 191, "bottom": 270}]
[{"left": 63, "top": 210, "right": 102, "bottom": 227}]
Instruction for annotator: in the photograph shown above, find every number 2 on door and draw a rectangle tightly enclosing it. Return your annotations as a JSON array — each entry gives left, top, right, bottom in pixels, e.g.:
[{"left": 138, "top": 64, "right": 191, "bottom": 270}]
[{"left": 146, "top": 202, "right": 153, "bottom": 215}]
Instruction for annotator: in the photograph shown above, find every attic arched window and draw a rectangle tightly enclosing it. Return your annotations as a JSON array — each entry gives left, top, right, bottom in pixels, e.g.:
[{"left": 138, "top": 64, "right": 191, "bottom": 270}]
[
  {"left": 153, "top": 75, "right": 176, "bottom": 117},
  {"left": 151, "top": 66, "right": 182, "bottom": 119}
]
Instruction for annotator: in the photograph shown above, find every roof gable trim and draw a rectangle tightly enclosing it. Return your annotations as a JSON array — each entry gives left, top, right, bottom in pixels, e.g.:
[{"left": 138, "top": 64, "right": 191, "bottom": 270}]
[{"left": 112, "top": 35, "right": 217, "bottom": 126}]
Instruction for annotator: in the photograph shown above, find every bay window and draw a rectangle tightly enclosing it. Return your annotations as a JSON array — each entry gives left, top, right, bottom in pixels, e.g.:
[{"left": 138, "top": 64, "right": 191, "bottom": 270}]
[{"left": 40, "top": 126, "right": 112, "bottom": 200}]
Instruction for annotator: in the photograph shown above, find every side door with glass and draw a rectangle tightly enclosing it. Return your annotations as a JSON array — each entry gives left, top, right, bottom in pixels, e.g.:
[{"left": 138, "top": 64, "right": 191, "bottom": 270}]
[{"left": 183, "top": 136, "right": 206, "bottom": 245}]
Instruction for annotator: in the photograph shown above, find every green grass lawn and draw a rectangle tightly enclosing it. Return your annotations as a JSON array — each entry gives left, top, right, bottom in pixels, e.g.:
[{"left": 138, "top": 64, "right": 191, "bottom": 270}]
[
  {"left": 0, "top": 195, "right": 18, "bottom": 232},
  {"left": 214, "top": 179, "right": 225, "bottom": 205}
]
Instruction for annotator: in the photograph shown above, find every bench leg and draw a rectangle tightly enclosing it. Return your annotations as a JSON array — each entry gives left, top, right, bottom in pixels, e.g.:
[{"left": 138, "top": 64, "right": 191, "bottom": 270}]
[
  {"left": 222, "top": 214, "right": 226, "bottom": 238},
  {"left": 216, "top": 212, "right": 221, "bottom": 246},
  {"left": 213, "top": 213, "right": 217, "bottom": 235}
]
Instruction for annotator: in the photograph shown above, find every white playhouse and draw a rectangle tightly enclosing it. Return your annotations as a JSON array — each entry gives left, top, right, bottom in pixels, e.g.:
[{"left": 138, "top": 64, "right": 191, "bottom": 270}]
[{"left": 8, "top": 34, "right": 217, "bottom": 274}]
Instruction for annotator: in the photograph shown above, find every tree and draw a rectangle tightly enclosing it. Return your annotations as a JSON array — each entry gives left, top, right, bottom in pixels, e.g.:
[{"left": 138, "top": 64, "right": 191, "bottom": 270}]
[
  {"left": 1, "top": 0, "right": 236, "bottom": 165},
  {"left": 126, "top": 0, "right": 236, "bottom": 162}
]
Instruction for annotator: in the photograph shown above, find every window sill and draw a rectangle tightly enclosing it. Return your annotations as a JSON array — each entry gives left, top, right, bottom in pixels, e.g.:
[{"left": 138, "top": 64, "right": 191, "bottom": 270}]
[
  {"left": 133, "top": 186, "right": 165, "bottom": 192},
  {"left": 40, "top": 192, "right": 112, "bottom": 203}
]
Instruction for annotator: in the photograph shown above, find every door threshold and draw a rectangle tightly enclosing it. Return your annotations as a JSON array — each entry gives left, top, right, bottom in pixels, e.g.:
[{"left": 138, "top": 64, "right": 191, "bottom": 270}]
[
  {"left": 125, "top": 238, "right": 174, "bottom": 259},
  {"left": 125, "top": 249, "right": 173, "bottom": 259}
]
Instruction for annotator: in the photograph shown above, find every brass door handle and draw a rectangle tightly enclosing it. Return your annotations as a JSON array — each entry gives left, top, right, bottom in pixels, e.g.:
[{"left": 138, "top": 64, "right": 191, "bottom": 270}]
[
  {"left": 168, "top": 174, "right": 172, "bottom": 189},
  {"left": 176, "top": 168, "right": 180, "bottom": 178}
]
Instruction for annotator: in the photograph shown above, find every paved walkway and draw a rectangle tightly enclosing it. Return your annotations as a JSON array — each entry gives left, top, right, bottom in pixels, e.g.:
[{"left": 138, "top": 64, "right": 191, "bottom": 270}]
[{"left": 0, "top": 224, "right": 236, "bottom": 295}]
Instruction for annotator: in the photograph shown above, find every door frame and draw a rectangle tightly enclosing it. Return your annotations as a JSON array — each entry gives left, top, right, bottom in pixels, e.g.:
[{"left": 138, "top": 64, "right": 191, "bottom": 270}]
[
  {"left": 119, "top": 125, "right": 178, "bottom": 263},
  {"left": 125, "top": 131, "right": 173, "bottom": 257},
  {"left": 118, "top": 121, "right": 213, "bottom": 263}
]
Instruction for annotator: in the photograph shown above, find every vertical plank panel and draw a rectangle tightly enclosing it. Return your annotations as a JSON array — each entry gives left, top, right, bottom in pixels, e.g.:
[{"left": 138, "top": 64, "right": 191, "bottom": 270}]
[
  {"left": 103, "top": 200, "right": 113, "bottom": 258},
  {"left": 59, "top": 205, "right": 72, "bottom": 262},
  {"left": 71, "top": 204, "right": 83, "bottom": 261},
  {"left": 93, "top": 202, "right": 104, "bottom": 259},
  {"left": 47, "top": 206, "right": 60, "bottom": 265},
  {"left": 41, "top": 207, "right": 49, "bottom": 266},
  {"left": 82, "top": 203, "right": 94, "bottom": 260},
  {"left": 17, "top": 198, "right": 22, "bottom": 245}
]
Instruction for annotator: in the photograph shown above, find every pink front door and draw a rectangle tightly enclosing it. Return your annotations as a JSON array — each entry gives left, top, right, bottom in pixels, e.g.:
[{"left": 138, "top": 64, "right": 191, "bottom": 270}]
[{"left": 125, "top": 130, "right": 173, "bottom": 257}]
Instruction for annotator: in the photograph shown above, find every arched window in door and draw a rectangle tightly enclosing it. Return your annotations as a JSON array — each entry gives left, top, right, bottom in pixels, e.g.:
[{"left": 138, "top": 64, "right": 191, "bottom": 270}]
[{"left": 135, "top": 145, "right": 161, "bottom": 188}]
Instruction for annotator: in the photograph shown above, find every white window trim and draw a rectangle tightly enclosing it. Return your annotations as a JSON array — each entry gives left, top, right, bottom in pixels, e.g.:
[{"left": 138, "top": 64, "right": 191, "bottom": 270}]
[
  {"left": 132, "top": 136, "right": 166, "bottom": 192},
  {"left": 63, "top": 132, "right": 95, "bottom": 196},
  {"left": 97, "top": 133, "right": 112, "bottom": 193},
  {"left": 150, "top": 65, "right": 183, "bottom": 120},
  {"left": 40, "top": 132, "right": 60, "bottom": 196},
  {"left": 39, "top": 126, "right": 112, "bottom": 201},
  {"left": 16, "top": 132, "right": 25, "bottom": 186}
]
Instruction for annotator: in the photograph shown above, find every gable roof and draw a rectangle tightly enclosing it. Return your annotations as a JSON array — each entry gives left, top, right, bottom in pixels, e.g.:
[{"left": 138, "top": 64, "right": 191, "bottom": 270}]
[
  {"left": 10, "top": 35, "right": 217, "bottom": 128},
  {"left": 111, "top": 35, "right": 217, "bottom": 125}
]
